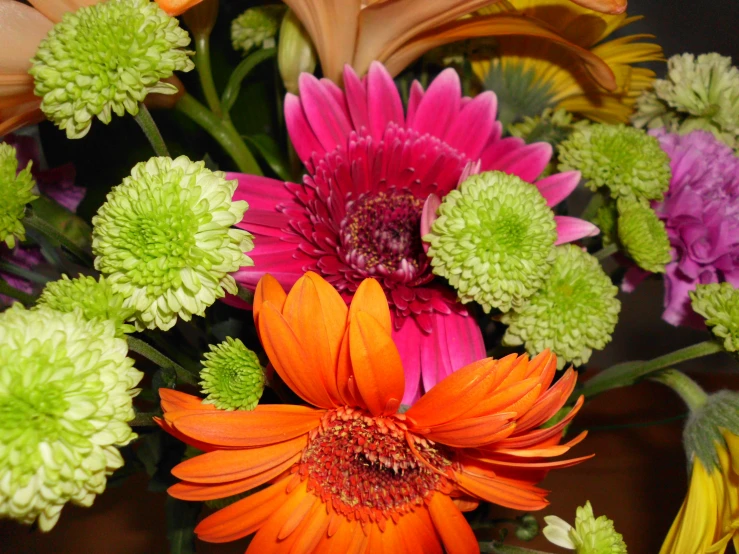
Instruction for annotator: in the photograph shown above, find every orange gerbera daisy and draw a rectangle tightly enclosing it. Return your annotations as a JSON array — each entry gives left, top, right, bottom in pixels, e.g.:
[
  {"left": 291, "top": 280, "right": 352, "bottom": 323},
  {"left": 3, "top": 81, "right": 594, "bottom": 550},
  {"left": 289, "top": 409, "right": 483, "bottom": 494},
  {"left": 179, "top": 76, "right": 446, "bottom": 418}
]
[{"left": 159, "top": 271, "right": 589, "bottom": 553}]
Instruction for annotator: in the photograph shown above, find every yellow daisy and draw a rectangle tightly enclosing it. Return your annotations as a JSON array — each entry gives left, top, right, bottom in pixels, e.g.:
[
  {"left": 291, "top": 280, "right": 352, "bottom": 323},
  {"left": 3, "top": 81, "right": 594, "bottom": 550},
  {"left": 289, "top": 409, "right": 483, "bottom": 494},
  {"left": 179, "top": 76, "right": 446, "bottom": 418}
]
[{"left": 472, "top": 0, "right": 663, "bottom": 124}]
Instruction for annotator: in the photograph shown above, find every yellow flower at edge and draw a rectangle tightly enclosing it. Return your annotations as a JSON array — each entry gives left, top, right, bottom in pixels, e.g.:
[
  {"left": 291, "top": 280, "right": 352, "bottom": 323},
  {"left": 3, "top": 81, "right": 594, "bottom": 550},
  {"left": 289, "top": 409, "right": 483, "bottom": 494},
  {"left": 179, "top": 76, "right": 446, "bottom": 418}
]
[{"left": 473, "top": 0, "right": 664, "bottom": 125}]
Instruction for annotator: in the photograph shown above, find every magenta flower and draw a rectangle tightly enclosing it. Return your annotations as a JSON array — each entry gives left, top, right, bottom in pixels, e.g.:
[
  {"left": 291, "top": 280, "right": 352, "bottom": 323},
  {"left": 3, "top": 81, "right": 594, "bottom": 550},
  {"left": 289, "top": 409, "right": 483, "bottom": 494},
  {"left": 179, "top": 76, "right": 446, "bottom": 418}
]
[
  {"left": 626, "top": 130, "right": 739, "bottom": 326},
  {"left": 231, "top": 63, "right": 596, "bottom": 404}
]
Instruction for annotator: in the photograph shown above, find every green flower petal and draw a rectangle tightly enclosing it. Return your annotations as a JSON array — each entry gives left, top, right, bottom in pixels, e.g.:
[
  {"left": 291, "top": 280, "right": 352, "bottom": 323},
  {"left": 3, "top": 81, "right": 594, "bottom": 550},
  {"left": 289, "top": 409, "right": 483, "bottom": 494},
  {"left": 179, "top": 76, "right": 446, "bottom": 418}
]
[
  {"left": 200, "top": 337, "right": 265, "bottom": 411},
  {"left": 92, "top": 156, "right": 254, "bottom": 331},
  {"left": 690, "top": 283, "right": 739, "bottom": 353},
  {"left": 0, "top": 305, "right": 143, "bottom": 531},
  {"left": 502, "top": 245, "right": 621, "bottom": 368},
  {"left": 231, "top": 5, "right": 285, "bottom": 54},
  {"left": 572, "top": 502, "right": 628, "bottom": 554},
  {"left": 29, "top": 0, "right": 194, "bottom": 139},
  {"left": 617, "top": 201, "right": 672, "bottom": 274},
  {"left": 425, "top": 171, "right": 557, "bottom": 313},
  {"left": 0, "top": 143, "right": 37, "bottom": 248}
]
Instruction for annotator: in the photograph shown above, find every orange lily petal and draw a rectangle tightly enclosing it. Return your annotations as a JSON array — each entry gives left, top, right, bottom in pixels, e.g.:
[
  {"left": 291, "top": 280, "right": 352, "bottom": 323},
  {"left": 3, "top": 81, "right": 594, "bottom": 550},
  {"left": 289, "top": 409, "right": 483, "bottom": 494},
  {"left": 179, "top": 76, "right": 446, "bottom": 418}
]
[
  {"left": 154, "top": 0, "right": 202, "bottom": 16},
  {"left": 254, "top": 273, "right": 287, "bottom": 328},
  {"left": 456, "top": 470, "right": 549, "bottom": 511},
  {"left": 381, "top": 14, "right": 617, "bottom": 90},
  {"left": 168, "top": 406, "right": 323, "bottom": 447},
  {"left": 428, "top": 492, "right": 479, "bottom": 554},
  {"left": 349, "top": 310, "right": 405, "bottom": 416},
  {"left": 348, "top": 277, "right": 391, "bottom": 334}
]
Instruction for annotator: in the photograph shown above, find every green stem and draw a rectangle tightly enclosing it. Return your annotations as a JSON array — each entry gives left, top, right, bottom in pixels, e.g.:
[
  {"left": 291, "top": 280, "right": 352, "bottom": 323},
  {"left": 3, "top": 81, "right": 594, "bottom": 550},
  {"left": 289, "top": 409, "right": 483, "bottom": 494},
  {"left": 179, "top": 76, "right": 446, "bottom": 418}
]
[
  {"left": 479, "top": 544, "right": 554, "bottom": 554},
  {"left": 175, "top": 93, "right": 262, "bottom": 175},
  {"left": 580, "top": 190, "right": 606, "bottom": 223},
  {"left": 0, "top": 260, "right": 50, "bottom": 285},
  {"left": 576, "top": 340, "right": 722, "bottom": 401},
  {"left": 130, "top": 411, "right": 161, "bottom": 427},
  {"left": 593, "top": 242, "right": 618, "bottom": 261},
  {"left": 0, "top": 278, "right": 35, "bottom": 306},
  {"left": 127, "top": 336, "right": 199, "bottom": 386},
  {"left": 134, "top": 104, "right": 170, "bottom": 157},
  {"left": 23, "top": 213, "right": 94, "bottom": 266},
  {"left": 221, "top": 48, "right": 277, "bottom": 115},
  {"left": 194, "top": 33, "right": 223, "bottom": 117},
  {"left": 650, "top": 369, "right": 708, "bottom": 411}
]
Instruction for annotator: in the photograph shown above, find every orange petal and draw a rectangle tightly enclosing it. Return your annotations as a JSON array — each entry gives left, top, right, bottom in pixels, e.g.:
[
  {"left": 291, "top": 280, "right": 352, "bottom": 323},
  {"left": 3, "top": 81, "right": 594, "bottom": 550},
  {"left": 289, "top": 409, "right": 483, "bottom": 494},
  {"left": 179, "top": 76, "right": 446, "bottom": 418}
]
[
  {"left": 169, "top": 406, "right": 322, "bottom": 447},
  {"left": 427, "top": 493, "right": 479, "bottom": 554},
  {"left": 499, "top": 396, "right": 585, "bottom": 449},
  {"left": 159, "top": 388, "right": 216, "bottom": 413},
  {"left": 349, "top": 310, "right": 405, "bottom": 416},
  {"left": 195, "top": 477, "right": 290, "bottom": 543},
  {"left": 381, "top": 14, "right": 617, "bottom": 91},
  {"left": 423, "top": 414, "right": 516, "bottom": 448},
  {"left": 154, "top": 0, "right": 203, "bottom": 16},
  {"left": 254, "top": 274, "right": 287, "bottom": 328},
  {"left": 245, "top": 480, "right": 313, "bottom": 553},
  {"left": 283, "top": 496, "right": 331, "bottom": 553},
  {"left": 456, "top": 470, "right": 549, "bottom": 511},
  {"left": 515, "top": 370, "right": 578, "bottom": 432},
  {"left": 154, "top": 417, "right": 219, "bottom": 453},
  {"left": 469, "top": 379, "right": 541, "bottom": 419},
  {"left": 258, "top": 301, "right": 336, "bottom": 408},
  {"left": 168, "top": 453, "right": 299, "bottom": 501},
  {"left": 335, "top": 325, "right": 364, "bottom": 408},
  {"left": 1, "top": 0, "right": 53, "bottom": 72},
  {"left": 568, "top": 0, "right": 626, "bottom": 15},
  {"left": 0, "top": 102, "right": 43, "bottom": 136},
  {"left": 172, "top": 435, "right": 307, "bottom": 483},
  {"left": 469, "top": 453, "right": 593, "bottom": 470},
  {"left": 348, "top": 278, "right": 391, "bottom": 334}
]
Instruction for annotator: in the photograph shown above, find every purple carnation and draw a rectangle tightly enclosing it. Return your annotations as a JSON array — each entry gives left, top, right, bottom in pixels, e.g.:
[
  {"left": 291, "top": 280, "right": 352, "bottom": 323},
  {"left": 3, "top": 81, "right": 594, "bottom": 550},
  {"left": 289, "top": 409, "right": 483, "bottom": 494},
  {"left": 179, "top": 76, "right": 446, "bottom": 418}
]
[{"left": 652, "top": 129, "right": 739, "bottom": 326}]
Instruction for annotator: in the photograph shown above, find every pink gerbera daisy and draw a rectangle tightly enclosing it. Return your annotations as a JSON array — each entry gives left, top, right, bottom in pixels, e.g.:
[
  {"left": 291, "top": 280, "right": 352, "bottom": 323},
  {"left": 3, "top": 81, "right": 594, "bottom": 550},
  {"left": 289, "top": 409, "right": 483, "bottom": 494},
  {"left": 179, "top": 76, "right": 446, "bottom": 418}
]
[{"left": 230, "top": 63, "right": 597, "bottom": 404}]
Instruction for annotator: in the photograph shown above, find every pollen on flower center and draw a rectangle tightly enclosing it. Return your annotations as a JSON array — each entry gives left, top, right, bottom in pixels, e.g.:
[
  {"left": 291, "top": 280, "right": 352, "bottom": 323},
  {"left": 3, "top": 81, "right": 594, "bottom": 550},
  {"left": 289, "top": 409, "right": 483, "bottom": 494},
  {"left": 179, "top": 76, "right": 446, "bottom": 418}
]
[
  {"left": 298, "top": 408, "right": 451, "bottom": 522},
  {"left": 340, "top": 191, "right": 426, "bottom": 281}
]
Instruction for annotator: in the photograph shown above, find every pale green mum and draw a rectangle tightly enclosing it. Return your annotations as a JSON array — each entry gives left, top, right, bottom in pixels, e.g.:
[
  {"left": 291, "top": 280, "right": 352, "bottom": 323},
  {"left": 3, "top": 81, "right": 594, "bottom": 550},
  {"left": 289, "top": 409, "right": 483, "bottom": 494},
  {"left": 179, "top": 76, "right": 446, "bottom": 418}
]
[
  {"left": 0, "top": 305, "right": 143, "bottom": 531},
  {"left": 231, "top": 5, "right": 285, "bottom": 54},
  {"left": 92, "top": 156, "right": 254, "bottom": 331},
  {"left": 0, "top": 143, "right": 37, "bottom": 248},
  {"left": 200, "top": 337, "right": 265, "bottom": 411},
  {"left": 29, "top": 0, "right": 194, "bottom": 139},
  {"left": 690, "top": 283, "right": 739, "bottom": 353}
]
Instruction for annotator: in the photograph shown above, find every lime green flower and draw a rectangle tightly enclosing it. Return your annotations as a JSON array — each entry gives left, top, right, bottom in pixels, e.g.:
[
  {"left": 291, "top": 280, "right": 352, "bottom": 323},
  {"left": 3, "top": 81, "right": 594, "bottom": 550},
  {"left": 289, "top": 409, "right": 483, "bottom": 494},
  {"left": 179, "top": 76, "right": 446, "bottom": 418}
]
[
  {"left": 690, "top": 283, "right": 739, "bottom": 353},
  {"left": 617, "top": 201, "right": 672, "bottom": 273},
  {"left": 231, "top": 5, "right": 285, "bottom": 54},
  {"left": 425, "top": 171, "right": 557, "bottom": 313},
  {"left": 200, "top": 337, "right": 265, "bottom": 411},
  {"left": 29, "top": 0, "right": 194, "bottom": 139},
  {"left": 0, "top": 305, "right": 143, "bottom": 531},
  {"left": 544, "top": 502, "right": 627, "bottom": 553},
  {"left": 0, "top": 143, "right": 37, "bottom": 248},
  {"left": 37, "top": 274, "right": 135, "bottom": 337},
  {"left": 509, "top": 108, "right": 589, "bottom": 147},
  {"left": 593, "top": 199, "right": 618, "bottom": 247},
  {"left": 633, "top": 53, "right": 739, "bottom": 150},
  {"left": 558, "top": 124, "right": 671, "bottom": 203},
  {"left": 92, "top": 156, "right": 254, "bottom": 331},
  {"left": 502, "top": 245, "right": 620, "bottom": 368}
]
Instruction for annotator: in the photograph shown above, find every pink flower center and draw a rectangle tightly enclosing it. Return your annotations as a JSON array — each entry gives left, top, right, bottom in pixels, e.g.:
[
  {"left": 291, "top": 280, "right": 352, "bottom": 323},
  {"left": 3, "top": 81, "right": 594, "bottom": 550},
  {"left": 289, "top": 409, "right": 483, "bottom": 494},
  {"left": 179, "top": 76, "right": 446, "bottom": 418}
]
[{"left": 340, "top": 191, "right": 426, "bottom": 283}]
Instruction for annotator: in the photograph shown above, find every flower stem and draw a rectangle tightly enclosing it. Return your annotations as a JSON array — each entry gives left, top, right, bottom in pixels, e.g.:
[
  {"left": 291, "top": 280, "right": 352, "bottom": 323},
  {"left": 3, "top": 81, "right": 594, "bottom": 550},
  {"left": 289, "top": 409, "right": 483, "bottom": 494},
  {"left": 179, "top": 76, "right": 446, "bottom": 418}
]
[
  {"left": 175, "top": 93, "right": 262, "bottom": 175},
  {"left": 127, "top": 336, "right": 199, "bottom": 386},
  {"left": 0, "top": 278, "right": 35, "bottom": 306},
  {"left": 23, "top": 213, "right": 94, "bottom": 266},
  {"left": 593, "top": 242, "right": 618, "bottom": 261},
  {"left": 575, "top": 340, "right": 722, "bottom": 401},
  {"left": 479, "top": 544, "right": 554, "bottom": 554},
  {"left": 134, "top": 104, "right": 170, "bottom": 157},
  {"left": 0, "top": 260, "right": 50, "bottom": 285},
  {"left": 194, "top": 33, "right": 223, "bottom": 117},
  {"left": 220, "top": 47, "right": 277, "bottom": 115},
  {"left": 651, "top": 369, "right": 708, "bottom": 411}
]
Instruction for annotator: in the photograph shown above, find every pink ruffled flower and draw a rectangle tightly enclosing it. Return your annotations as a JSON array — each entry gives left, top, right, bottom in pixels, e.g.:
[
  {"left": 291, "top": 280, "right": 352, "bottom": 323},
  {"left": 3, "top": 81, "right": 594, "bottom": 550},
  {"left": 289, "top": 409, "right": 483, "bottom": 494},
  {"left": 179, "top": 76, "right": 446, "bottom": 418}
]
[
  {"left": 625, "top": 130, "right": 739, "bottom": 326},
  {"left": 231, "top": 63, "right": 596, "bottom": 404}
]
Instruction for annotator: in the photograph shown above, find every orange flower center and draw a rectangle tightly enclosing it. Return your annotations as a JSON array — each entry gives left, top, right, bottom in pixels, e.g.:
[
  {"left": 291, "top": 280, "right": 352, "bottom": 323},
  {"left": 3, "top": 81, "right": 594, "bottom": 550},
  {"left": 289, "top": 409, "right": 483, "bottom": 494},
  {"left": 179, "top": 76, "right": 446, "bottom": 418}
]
[{"left": 298, "top": 407, "right": 451, "bottom": 523}]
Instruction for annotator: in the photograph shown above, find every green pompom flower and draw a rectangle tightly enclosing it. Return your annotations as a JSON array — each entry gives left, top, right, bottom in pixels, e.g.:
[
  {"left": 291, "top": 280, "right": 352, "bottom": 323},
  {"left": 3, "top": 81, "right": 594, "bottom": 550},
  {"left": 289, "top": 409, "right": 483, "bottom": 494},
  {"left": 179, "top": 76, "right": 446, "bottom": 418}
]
[
  {"left": 0, "top": 305, "right": 143, "bottom": 531},
  {"left": 502, "top": 245, "right": 621, "bottom": 368},
  {"left": 544, "top": 502, "right": 627, "bottom": 554},
  {"left": 634, "top": 53, "right": 739, "bottom": 150},
  {"left": 592, "top": 199, "right": 618, "bottom": 246},
  {"left": 425, "top": 171, "right": 557, "bottom": 313},
  {"left": 37, "top": 274, "right": 135, "bottom": 337},
  {"left": 0, "top": 143, "right": 37, "bottom": 248},
  {"left": 231, "top": 5, "right": 285, "bottom": 54},
  {"left": 690, "top": 283, "right": 739, "bottom": 353},
  {"left": 617, "top": 201, "right": 672, "bottom": 273},
  {"left": 200, "top": 337, "right": 265, "bottom": 411},
  {"left": 92, "top": 156, "right": 254, "bottom": 331},
  {"left": 509, "top": 108, "right": 589, "bottom": 147},
  {"left": 558, "top": 124, "right": 671, "bottom": 203},
  {"left": 29, "top": 0, "right": 194, "bottom": 139}
]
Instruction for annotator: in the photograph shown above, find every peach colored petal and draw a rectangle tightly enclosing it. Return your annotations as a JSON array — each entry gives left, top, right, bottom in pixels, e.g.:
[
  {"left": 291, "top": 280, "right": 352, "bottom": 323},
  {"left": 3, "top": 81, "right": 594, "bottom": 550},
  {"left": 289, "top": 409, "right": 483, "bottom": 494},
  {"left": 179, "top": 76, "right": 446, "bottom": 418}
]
[
  {"left": 0, "top": 0, "right": 53, "bottom": 73},
  {"left": 28, "top": 0, "right": 100, "bottom": 23},
  {"left": 154, "top": 0, "right": 202, "bottom": 16},
  {"left": 0, "top": 100, "right": 43, "bottom": 136}
]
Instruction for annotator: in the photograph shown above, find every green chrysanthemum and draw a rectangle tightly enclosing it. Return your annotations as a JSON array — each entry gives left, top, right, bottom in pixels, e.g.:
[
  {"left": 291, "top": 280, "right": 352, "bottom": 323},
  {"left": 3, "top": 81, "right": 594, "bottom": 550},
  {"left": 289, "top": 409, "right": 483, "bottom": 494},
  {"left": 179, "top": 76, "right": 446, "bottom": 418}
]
[
  {"left": 37, "top": 274, "right": 135, "bottom": 337},
  {"left": 509, "top": 108, "right": 589, "bottom": 147},
  {"left": 29, "top": 0, "right": 194, "bottom": 139},
  {"left": 231, "top": 5, "right": 285, "bottom": 54},
  {"left": 617, "top": 201, "right": 671, "bottom": 273},
  {"left": 633, "top": 53, "right": 739, "bottom": 150},
  {"left": 558, "top": 124, "right": 671, "bottom": 204},
  {"left": 592, "top": 199, "right": 618, "bottom": 247},
  {"left": 0, "top": 143, "right": 37, "bottom": 248},
  {"left": 502, "top": 245, "right": 621, "bottom": 368},
  {"left": 544, "top": 502, "right": 627, "bottom": 554},
  {"left": 92, "top": 156, "right": 254, "bottom": 331},
  {"left": 690, "top": 283, "right": 739, "bottom": 353},
  {"left": 200, "top": 337, "right": 265, "bottom": 411},
  {"left": 425, "top": 171, "right": 557, "bottom": 313},
  {"left": 0, "top": 305, "right": 143, "bottom": 531}
]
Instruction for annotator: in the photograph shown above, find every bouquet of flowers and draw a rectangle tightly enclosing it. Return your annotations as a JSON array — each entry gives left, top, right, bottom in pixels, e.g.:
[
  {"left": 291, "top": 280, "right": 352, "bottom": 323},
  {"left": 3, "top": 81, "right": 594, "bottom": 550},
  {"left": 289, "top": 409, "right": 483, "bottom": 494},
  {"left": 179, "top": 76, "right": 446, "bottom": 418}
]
[{"left": 1, "top": 0, "right": 737, "bottom": 552}]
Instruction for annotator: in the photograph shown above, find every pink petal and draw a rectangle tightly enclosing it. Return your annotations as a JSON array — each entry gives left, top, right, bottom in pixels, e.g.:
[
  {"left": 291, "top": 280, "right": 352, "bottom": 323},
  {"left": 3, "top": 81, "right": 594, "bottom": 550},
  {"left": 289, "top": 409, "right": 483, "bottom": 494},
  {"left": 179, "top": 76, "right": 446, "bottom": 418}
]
[
  {"left": 554, "top": 216, "right": 600, "bottom": 245},
  {"left": 392, "top": 317, "right": 424, "bottom": 406},
  {"left": 285, "top": 93, "right": 325, "bottom": 163},
  {"left": 410, "top": 68, "right": 461, "bottom": 139},
  {"left": 296, "top": 73, "right": 352, "bottom": 153},
  {"left": 443, "top": 91, "right": 497, "bottom": 160},
  {"left": 622, "top": 266, "right": 649, "bottom": 293},
  {"left": 367, "top": 62, "right": 405, "bottom": 141},
  {"left": 479, "top": 136, "right": 526, "bottom": 169},
  {"left": 535, "top": 171, "right": 581, "bottom": 208},
  {"left": 342, "top": 65, "right": 369, "bottom": 132},
  {"left": 420, "top": 194, "right": 441, "bottom": 251},
  {"left": 486, "top": 142, "right": 552, "bottom": 183},
  {"left": 405, "top": 80, "right": 425, "bottom": 128},
  {"left": 232, "top": 249, "right": 308, "bottom": 289},
  {"left": 229, "top": 173, "right": 294, "bottom": 210}
]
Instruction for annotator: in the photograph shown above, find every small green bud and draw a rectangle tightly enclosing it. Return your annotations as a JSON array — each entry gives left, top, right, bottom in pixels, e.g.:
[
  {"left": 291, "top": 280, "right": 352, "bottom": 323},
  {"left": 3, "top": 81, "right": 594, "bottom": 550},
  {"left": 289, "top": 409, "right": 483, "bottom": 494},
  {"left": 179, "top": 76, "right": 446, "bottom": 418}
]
[
  {"left": 617, "top": 201, "right": 672, "bottom": 273},
  {"left": 690, "top": 283, "right": 739, "bottom": 353},
  {"left": 0, "top": 143, "right": 37, "bottom": 248},
  {"left": 231, "top": 5, "right": 285, "bottom": 54},
  {"left": 277, "top": 9, "right": 317, "bottom": 95}
]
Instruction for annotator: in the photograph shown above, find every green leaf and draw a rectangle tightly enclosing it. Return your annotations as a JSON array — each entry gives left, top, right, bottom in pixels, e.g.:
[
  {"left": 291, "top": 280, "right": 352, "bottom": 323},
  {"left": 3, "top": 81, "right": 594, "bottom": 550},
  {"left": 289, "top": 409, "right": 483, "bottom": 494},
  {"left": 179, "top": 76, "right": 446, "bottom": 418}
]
[
  {"left": 166, "top": 496, "right": 201, "bottom": 554},
  {"left": 242, "top": 134, "right": 292, "bottom": 181}
]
